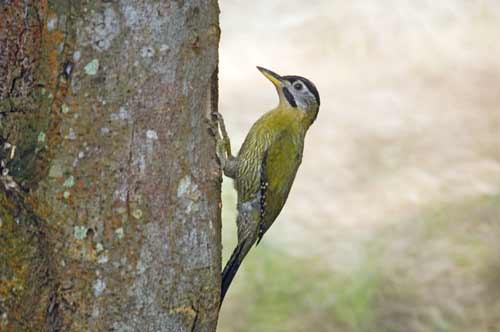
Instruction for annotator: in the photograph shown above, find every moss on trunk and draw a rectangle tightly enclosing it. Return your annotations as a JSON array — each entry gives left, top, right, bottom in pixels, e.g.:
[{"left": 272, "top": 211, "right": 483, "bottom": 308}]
[{"left": 0, "top": 1, "right": 221, "bottom": 331}]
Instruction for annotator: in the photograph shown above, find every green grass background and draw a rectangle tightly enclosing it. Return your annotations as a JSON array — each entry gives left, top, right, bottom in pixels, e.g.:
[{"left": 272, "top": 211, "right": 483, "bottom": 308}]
[{"left": 219, "top": 180, "right": 500, "bottom": 332}]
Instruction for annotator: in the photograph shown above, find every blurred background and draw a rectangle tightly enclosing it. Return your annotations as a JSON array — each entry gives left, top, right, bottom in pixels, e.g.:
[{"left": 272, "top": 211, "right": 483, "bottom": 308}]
[{"left": 217, "top": 1, "right": 500, "bottom": 331}]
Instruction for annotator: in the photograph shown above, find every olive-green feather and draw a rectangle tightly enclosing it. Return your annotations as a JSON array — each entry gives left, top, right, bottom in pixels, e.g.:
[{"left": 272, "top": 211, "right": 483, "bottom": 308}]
[
  {"left": 258, "top": 128, "right": 303, "bottom": 241},
  {"left": 219, "top": 67, "right": 320, "bottom": 304},
  {"left": 235, "top": 108, "right": 305, "bottom": 242}
]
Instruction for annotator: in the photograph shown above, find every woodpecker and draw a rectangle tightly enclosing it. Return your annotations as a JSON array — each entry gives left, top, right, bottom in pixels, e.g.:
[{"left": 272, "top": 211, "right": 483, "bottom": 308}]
[{"left": 212, "top": 66, "right": 320, "bottom": 304}]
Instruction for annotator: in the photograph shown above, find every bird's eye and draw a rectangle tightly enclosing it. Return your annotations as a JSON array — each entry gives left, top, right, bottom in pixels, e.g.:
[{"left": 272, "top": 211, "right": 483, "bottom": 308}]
[{"left": 294, "top": 83, "right": 303, "bottom": 91}]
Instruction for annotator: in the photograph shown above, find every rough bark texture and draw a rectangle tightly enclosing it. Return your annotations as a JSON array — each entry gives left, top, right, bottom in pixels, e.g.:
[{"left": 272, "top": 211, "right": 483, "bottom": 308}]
[{"left": 0, "top": 1, "right": 221, "bottom": 331}]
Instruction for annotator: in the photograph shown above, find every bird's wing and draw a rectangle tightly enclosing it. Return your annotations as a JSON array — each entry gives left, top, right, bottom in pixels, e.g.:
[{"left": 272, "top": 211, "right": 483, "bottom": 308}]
[{"left": 235, "top": 124, "right": 274, "bottom": 203}]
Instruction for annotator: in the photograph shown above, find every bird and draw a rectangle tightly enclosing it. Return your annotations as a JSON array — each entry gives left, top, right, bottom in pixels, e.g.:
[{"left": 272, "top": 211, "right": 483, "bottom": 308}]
[{"left": 212, "top": 66, "right": 320, "bottom": 304}]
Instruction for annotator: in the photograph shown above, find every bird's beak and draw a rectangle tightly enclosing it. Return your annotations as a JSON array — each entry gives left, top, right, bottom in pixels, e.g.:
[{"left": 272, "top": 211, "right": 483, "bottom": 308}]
[{"left": 257, "top": 66, "right": 284, "bottom": 87}]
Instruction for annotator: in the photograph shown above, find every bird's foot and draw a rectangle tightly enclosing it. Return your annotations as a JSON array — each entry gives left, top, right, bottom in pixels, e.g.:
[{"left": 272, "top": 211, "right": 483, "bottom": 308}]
[{"left": 209, "top": 112, "right": 228, "bottom": 169}]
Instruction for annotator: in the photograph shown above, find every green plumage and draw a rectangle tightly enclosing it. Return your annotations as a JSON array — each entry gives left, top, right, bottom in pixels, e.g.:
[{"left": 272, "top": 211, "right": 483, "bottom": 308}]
[
  {"left": 236, "top": 108, "right": 305, "bottom": 241},
  {"left": 214, "top": 67, "right": 320, "bottom": 304}
]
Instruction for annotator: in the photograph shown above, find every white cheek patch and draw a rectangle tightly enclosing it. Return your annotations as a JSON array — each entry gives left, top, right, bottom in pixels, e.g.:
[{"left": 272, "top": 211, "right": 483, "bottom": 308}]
[
  {"left": 296, "top": 97, "right": 309, "bottom": 110},
  {"left": 295, "top": 81, "right": 313, "bottom": 109}
]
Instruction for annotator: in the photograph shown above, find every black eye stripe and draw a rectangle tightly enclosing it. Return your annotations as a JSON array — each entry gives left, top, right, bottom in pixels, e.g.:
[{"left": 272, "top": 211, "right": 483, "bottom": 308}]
[{"left": 282, "top": 87, "right": 297, "bottom": 107}]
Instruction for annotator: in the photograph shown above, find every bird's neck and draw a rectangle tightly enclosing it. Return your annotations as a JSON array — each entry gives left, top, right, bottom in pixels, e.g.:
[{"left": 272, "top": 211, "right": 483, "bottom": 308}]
[{"left": 268, "top": 107, "right": 308, "bottom": 135}]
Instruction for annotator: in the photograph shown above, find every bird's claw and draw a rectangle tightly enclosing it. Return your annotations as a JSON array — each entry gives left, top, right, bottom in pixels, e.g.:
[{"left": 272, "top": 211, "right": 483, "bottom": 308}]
[
  {"left": 207, "top": 112, "right": 220, "bottom": 137},
  {"left": 211, "top": 111, "right": 223, "bottom": 121},
  {"left": 208, "top": 112, "right": 227, "bottom": 168}
]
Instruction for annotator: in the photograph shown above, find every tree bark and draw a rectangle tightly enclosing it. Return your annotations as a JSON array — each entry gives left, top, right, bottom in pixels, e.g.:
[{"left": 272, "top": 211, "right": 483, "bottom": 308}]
[{"left": 0, "top": 1, "right": 221, "bottom": 331}]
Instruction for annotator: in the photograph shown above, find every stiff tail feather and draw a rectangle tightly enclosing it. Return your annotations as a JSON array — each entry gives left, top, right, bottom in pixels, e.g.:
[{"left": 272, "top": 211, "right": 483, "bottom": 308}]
[{"left": 221, "top": 238, "right": 252, "bottom": 304}]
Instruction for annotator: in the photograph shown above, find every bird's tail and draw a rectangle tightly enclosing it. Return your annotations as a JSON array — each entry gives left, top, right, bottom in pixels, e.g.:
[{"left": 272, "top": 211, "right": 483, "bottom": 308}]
[{"left": 221, "top": 238, "right": 252, "bottom": 304}]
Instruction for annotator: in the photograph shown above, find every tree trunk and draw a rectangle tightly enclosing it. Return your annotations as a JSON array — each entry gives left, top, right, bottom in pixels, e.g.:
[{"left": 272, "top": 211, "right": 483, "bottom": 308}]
[{"left": 0, "top": 1, "right": 221, "bottom": 331}]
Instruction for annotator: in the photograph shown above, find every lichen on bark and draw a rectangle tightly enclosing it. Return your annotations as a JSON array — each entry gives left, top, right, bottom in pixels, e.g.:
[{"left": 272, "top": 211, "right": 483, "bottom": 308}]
[{"left": 0, "top": 1, "right": 221, "bottom": 331}]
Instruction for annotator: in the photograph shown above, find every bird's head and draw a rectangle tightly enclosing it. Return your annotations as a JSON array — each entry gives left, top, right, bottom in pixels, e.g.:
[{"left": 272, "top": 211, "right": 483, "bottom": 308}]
[{"left": 257, "top": 66, "right": 320, "bottom": 127}]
